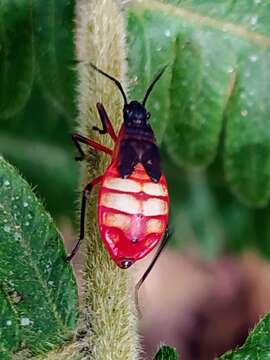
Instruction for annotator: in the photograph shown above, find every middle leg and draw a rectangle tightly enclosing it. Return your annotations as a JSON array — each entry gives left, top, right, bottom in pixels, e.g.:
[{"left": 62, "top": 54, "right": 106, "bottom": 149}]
[
  {"left": 72, "top": 133, "right": 113, "bottom": 161},
  {"left": 65, "top": 175, "right": 103, "bottom": 261}
]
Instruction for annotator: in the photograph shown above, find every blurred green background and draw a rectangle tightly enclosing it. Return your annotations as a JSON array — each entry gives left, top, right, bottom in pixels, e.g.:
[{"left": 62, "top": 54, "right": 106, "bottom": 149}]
[
  {"left": 0, "top": 0, "right": 77, "bottom": 219},
  {"left": 1, "top": 1, "right": 270, "bottom": 359}
]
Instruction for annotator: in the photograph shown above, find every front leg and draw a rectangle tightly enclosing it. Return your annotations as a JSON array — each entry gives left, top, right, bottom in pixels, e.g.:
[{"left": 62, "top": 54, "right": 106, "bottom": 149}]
[{"left": 92, "top": 103, "right": 117, "bottom": 142}]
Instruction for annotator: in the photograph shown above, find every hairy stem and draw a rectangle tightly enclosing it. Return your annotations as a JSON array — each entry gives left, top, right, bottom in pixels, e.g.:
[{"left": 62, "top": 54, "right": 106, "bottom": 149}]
[{"left": 74, "top": 0, "right": 139, "bottom": 359}]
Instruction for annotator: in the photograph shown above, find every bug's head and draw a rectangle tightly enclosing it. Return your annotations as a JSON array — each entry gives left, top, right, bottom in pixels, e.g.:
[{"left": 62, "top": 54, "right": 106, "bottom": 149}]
[
  {"left": 123, "top": 101, "right": 150, "bottom": 128},
  {"left": 89, "top": 63, "right": 167, "bottom": 124}
]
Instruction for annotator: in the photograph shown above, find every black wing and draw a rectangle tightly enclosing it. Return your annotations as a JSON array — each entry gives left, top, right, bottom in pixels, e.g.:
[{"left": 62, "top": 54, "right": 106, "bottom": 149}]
[
  {"left": 118, "top": 140, "right": 139, "bottom": 178},
  {"left": 118, "top": 139, "right": 161, "bottom": 182},
  {"left": 141, "top": 143, "right": 161, "bottom": 182}
]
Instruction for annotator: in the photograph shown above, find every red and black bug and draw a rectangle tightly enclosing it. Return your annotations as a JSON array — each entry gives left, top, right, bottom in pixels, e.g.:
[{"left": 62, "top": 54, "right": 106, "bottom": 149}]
[{"left": 67, "top": 63, "right": 170, "bottom": 287}]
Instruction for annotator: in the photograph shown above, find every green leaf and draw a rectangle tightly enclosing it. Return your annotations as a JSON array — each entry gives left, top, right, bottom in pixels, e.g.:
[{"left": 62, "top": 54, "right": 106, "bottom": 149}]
[
  {"left": 0, "top": 0, "right": 77, "bottom": 218},
  {"left": 128, "top": 0, "right": 270, "bottom": 206},
  {"left": 154, "top": 345, "right": 178, "bottom": 360},
  {"left": 164, "top": 152, "right": 270, "bottom": 259},
  {"left": 219, "top": 312, "right": 270, "bottom": 360},
  {"left": 0, "top": 0, "right": 34, "bottom": 118},
  {"left": 0, "top": 287, "right": 19, "bottom": 358},
  {"left": 225, "top": 64, "right": 270, "bottom": 206},
  {"left": 0, "top": 157, "right": 78, "bottom": 357},
  {"left": 163, "top": 153, "right": 226, "bottom": 258},
  {"left": 32, "top": 0, "right": 76, "bottom": 121},
  {"left": 127, "top": 10, "right": 173, "bottom": 142}
]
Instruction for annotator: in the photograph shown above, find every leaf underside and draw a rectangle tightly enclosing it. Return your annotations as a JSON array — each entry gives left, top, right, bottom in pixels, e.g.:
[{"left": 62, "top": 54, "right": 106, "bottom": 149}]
[
  {"left": 0, "top": 157, "right": 78, "bottom": 358},
  {"left": 127, "top": 0, "right": 270, "bottom": 207},
  {"left": 152, "top": 313, "right": 270, "bottom": 359},
  {"left": 218, "top": 312, "right": 270, "bottom": 360},
  {"left": 154, "top": 345, "right": 178, "bottom": 360}
]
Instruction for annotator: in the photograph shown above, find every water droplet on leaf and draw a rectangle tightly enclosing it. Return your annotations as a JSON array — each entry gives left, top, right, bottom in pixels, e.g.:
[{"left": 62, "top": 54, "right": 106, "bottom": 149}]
[
  {"left": 250, "top": 16, "right": 257, "bottom": 26},
  {"left": 14, "top": 232, "right": 22, "bottom": 241},
  {"left": 249, "top": 54, "right": 258, "bottom": 62},
  {"left": 20, "top": 317, "right": 31, "bottom": 326},
  {"left": 240, "top": 92, "right": 246, "bottom": 99},
  {"left": 3, "top": 225, "right": 11, "bottom": 233},
  {"left": 154, "top": 102, "right": 160, "bottom": 110}
]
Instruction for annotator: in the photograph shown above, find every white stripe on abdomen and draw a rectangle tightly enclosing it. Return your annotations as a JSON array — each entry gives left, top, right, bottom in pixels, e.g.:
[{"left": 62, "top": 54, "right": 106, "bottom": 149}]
[
  {"left": 142, "top": 198, "right": 168, "bottom": 216},
  {"left": 103, "top": 177, "right": 141, "bottom": 193},
  {"left": 146, "top": 219, "right": 164, "bottom": 234},
  {"left": 101, "top": 193, "right": 140, "bottom": 214},
  {"left": 103, "top": 212, "right": 131, "bottom": 230},
  {"left": 103, "top": 177, "right": 168, "bottom": 196},
  {"left": 142, "top": 182, "right": 167, "bottom": 196},
  {"left": 100, "top": 192, "right": 168, "bottom": 216}
]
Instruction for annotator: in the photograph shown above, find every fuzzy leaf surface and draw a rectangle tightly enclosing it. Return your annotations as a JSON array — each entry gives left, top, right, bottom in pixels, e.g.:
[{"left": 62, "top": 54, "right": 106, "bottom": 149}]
[
  {"left": 127, "top": 0, "right": 270, "bottom": 206},
  {"left": 0, "top": 158, "right": 78, "bottom": 358}
]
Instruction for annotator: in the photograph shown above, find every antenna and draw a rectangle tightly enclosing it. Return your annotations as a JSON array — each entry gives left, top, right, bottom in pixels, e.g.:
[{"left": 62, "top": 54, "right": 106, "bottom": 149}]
[
  {"left": 90, "top": 63, "right": 128, "bottom": 105},
  {"left": 142, "top": 65, "right": 168, "bottom": 106}
]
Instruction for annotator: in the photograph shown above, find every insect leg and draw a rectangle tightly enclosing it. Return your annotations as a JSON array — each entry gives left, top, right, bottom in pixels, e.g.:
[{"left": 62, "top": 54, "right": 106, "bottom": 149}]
[
  {"left": 135, "top": 226, "right": 172, "bottom": 313},
  {"left": 72, "top": 133, "right": 113, "bottom": 161},
  {"left": 65, "top": 176, "right": 103, "bottom": 262},
  {"left": 92, "top": 103, "right": 118, "bottom": 142}
]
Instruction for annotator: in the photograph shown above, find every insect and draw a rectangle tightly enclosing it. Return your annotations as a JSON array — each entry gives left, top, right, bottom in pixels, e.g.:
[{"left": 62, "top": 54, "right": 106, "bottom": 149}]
[{"left": 66, "top": 63, "right": 170, "bottom": 287}]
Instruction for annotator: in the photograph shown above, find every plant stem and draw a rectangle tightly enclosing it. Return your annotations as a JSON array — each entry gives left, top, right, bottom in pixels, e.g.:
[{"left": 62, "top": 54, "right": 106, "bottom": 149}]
[{"left": 74, "top": 0, "right": 139, "bottom": 359}]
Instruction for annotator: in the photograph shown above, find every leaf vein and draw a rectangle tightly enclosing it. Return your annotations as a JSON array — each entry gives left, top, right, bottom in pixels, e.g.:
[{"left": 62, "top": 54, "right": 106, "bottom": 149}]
[{"left": 133, "top": 0, "right": 270, "bottom": 48}]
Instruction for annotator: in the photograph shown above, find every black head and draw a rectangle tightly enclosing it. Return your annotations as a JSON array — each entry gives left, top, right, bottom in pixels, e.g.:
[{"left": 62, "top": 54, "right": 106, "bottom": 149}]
[
  {"left": 123, "top": 100, "right": 150, "bottom": 128},
  {"left": 90, "top": 63, "right": 167, "bottom": 123}
]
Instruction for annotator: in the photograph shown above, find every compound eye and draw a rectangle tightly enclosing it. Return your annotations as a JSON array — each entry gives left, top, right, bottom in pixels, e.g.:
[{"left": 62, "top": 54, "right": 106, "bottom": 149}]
[
  {"left": 146, "top": 112, "right": 151, "bottom": 120},
  {"left": 124, "top": 107, "right": 130, "bottom": 115}
]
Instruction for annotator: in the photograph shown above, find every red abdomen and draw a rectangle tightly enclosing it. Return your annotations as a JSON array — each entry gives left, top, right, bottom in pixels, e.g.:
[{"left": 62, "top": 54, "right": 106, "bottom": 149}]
[{"left": 98, "top": 163, "right": 169, "bottom": 268}]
